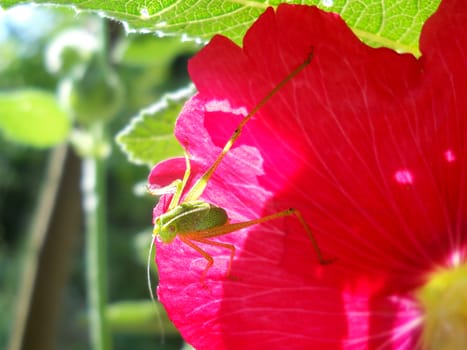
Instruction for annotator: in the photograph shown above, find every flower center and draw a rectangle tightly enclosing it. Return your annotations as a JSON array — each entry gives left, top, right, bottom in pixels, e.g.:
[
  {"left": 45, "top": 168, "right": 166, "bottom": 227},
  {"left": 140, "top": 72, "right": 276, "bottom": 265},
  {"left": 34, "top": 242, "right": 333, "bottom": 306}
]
[{"left": 415, "top": 262, "right": 467, "bottom": 350}]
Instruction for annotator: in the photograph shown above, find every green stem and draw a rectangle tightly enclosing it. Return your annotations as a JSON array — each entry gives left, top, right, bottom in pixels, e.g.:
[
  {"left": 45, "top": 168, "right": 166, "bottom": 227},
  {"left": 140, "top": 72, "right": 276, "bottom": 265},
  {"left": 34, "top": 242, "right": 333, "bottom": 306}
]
[{"left": 82, "top": 123, "right": 111, "bottom": 350}]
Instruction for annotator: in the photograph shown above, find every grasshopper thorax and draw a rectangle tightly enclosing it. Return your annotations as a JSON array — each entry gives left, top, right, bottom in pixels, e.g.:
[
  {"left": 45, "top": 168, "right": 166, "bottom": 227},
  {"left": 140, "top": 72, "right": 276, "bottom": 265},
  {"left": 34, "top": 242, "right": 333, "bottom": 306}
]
[{"left": 154, "top": 200, "right": 228, "bottom": 243}]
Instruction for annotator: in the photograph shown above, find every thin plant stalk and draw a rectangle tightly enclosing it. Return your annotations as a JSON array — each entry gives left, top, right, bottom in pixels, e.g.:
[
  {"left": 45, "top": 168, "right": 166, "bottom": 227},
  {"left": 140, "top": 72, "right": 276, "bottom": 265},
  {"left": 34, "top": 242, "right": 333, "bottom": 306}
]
[{"left": 81, "top": 122, "right": 111, "bottom": 350}]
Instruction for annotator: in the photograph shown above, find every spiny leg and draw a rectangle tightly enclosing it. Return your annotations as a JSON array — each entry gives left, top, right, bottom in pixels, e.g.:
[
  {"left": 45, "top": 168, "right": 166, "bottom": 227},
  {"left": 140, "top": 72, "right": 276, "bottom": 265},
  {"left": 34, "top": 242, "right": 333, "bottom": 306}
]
[
  {"left": 167, "top": 152, "right": 192, "bottom": 210},
  {"left": 180, "top": 207, "right": 331, "bottom": 283},
  {"left": 179, "top": 235, "right": 235, "bottom": 285},
  {"left": 288, "top": 208, "right": 335, "bottom": 265},
  {"left": 184, "top": 49, "right": 315, "bottom": 202},
  {"left": 147, "top": 153, "right": 191, "bottom": 210},
  {"left": 190, "top": 237, "right": 236, "bottom": 281},
  {"left": 198, "top": 208, "right": 330, "bottom": 264}
]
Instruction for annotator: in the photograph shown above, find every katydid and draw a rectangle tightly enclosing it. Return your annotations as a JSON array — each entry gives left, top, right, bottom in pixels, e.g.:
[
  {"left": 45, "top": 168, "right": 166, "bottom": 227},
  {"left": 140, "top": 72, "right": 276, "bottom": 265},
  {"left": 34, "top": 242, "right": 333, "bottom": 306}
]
[{"left": 149, "top": 48, "right": 331, "bottom": 287}]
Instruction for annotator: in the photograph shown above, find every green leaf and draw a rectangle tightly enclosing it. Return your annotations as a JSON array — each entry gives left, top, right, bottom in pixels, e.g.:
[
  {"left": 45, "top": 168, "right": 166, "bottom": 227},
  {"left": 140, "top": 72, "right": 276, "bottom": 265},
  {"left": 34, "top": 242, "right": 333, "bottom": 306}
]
[
  {"left": 0, "top": 89, "right": 71, "bottom": 147},
  {"left": 0, "top": 1, "right": 441, "bottom": 55},
  {"left": 116, "top": 85, "right": 195, "bottom": 166}
]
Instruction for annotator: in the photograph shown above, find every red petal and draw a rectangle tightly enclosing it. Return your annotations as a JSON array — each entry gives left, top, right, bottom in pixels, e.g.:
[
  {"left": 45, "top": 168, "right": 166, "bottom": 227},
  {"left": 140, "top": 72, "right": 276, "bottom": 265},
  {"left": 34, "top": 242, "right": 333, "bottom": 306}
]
[
  {"left": 148, "top": 157, "right": 186, "bottom": 191},
  {"left": 155, "top": 2, "right": 466, "bottom": 349}
]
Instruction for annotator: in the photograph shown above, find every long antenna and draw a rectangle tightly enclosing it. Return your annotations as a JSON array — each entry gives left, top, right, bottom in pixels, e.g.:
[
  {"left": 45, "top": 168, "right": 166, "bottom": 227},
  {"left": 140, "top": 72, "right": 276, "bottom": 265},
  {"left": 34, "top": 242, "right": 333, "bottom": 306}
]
[{"left": 147, "top": 235, "right": 165, "bottom": 343}]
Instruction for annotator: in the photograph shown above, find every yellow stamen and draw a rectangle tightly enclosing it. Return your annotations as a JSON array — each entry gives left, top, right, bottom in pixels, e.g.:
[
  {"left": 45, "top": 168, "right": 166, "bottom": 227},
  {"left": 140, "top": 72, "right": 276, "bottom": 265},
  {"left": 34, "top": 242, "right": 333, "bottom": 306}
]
[{"left": 415, "top": 262, "right": 467, "bottom": 350}]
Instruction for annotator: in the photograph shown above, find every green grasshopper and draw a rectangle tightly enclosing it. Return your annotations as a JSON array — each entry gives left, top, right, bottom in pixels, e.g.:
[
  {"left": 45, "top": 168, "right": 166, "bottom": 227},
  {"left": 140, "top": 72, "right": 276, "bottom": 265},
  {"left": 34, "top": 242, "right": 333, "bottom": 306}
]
[{"left": 150, "top": 48, "right": 331, "bottom": 285}]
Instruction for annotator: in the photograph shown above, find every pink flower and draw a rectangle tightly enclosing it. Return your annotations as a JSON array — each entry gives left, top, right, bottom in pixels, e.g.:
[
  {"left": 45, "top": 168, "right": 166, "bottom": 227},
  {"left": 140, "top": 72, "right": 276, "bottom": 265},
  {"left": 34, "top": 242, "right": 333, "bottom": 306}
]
[{"left": 149, "top": 1, "right": 467, "bottom": 349}]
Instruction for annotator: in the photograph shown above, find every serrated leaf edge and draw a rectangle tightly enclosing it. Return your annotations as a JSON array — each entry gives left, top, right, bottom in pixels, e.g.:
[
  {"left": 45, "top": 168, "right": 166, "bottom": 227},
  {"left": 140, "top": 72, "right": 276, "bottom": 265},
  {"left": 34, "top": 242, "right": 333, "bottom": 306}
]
[{"left": 116, "top": 83, "right": 196, "bottom": 166}]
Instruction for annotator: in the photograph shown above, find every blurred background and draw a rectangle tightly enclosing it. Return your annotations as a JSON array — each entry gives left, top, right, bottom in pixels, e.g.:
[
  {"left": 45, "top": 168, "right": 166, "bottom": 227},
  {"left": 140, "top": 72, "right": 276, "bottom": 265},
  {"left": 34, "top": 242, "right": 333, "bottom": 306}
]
[{"left": 0, "top": 4, "right": 199, "bottom": 349}]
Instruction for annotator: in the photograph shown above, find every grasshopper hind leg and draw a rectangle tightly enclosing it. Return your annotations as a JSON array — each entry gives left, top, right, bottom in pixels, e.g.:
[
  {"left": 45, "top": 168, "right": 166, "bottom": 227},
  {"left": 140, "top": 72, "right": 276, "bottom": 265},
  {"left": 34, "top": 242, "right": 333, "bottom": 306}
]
[{"left": 179, "top": 235, "right": 236, "bottom": 285}]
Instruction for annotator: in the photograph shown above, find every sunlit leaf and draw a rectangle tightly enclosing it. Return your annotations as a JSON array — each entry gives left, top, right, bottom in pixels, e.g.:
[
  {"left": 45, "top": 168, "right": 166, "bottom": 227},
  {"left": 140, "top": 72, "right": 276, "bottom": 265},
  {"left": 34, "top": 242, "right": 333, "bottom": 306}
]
[
  {"left": 0, "top": 0, "right": 441, "bottom": 55},
  {"left": 116, "top": 85, "right": 195, "bottom": 166}
]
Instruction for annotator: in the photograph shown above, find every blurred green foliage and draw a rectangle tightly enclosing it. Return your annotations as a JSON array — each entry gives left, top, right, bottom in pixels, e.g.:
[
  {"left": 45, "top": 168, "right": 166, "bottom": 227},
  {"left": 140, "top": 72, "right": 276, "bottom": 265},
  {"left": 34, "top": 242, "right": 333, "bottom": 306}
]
[
  {"left": 0, "top": 89, "right": 71, "bottom": 146},
  {"left": 0, "top": 4, "right": 198, "bottom": 349}
]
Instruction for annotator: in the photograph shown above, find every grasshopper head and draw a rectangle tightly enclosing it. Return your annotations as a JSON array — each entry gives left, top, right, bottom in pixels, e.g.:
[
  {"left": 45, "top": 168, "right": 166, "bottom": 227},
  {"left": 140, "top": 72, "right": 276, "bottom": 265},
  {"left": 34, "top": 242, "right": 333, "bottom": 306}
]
[{"left": 153, "top": 216, "right": 177, "bottom": 243}]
